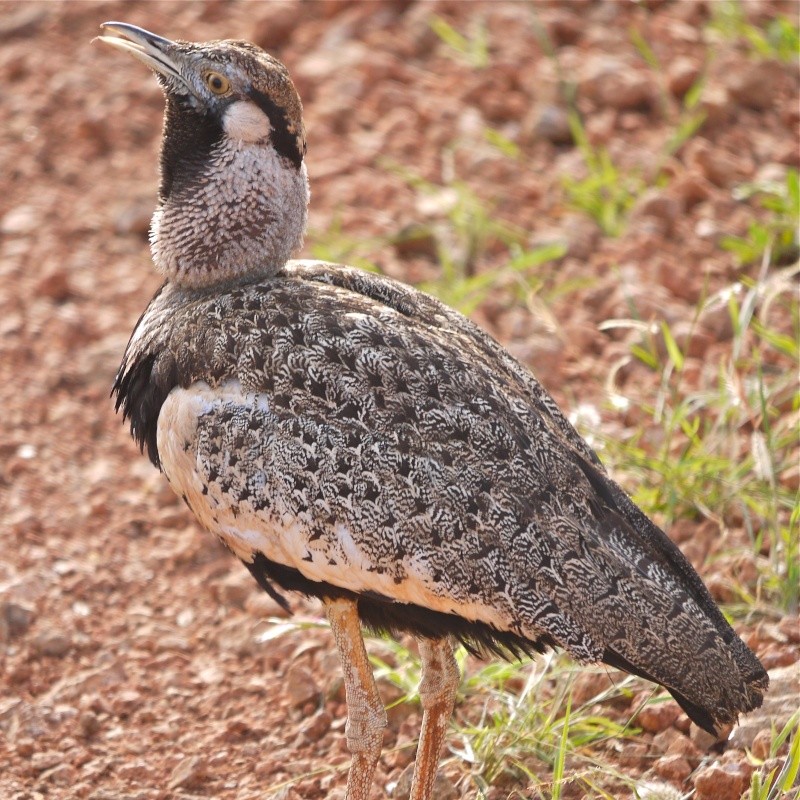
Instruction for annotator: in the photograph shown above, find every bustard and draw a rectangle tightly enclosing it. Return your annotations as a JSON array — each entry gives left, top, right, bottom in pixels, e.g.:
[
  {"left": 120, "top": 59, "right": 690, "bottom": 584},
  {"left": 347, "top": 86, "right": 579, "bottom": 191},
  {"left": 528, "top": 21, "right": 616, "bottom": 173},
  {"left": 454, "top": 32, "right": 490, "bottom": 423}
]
[{"left": 97, "top": 23, "right": 768, "bottom": 800}]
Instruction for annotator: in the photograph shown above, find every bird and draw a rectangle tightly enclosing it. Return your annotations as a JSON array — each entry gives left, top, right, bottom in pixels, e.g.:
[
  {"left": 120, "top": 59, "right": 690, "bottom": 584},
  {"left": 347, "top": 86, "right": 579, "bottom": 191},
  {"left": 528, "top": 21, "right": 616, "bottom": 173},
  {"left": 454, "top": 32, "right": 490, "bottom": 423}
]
[{"left": 96, "top": 22, "right": 768, "bottom": 800}]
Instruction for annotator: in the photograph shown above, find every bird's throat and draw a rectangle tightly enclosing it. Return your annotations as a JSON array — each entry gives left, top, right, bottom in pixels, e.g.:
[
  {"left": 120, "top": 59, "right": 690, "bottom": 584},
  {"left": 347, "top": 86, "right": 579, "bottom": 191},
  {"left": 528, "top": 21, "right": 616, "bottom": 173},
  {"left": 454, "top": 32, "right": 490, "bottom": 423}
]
[{"left": 150, "top": 123, "right": 309, "bottom": 289}]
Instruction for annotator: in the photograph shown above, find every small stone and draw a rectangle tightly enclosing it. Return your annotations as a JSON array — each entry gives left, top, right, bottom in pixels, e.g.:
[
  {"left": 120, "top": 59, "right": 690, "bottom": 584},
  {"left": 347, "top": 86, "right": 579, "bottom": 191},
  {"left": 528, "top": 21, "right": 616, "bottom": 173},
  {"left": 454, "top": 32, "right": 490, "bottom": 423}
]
[
  {"left": 699, "top": 300, "right": 735, "bottom": 341},
  {"left": 665, "top": 733, "right": 701, "bottom": 762},
  {"left": 15, "top": 738, "right": 35, "bottom": 757},
  {"left": 168, "top": 755, "right": 207, "bottom": 790},
  {"left": 285, "top": 665, "right": 321, "bottom": 709},
  {"left": 652, "top": 727, "right": 682, "bottom": 753},
  {"left": 245, "top": 591, "right": 292, "bottom": 619},
  {"left": 637, "top": 700, "right": 681, "bottom": 733},
  {"left": 117, "top": 760, "right": 155, "bottom": 783},
  {"left": 3, "top": 600, "right": 35, "bottom": 637},
  {"left": 672, "top": 172, "right": 711, "bottom": 207},
  {"left": 36, "top": 269, "right": 73, "bottom": 302},
  {"left": 693, "top": 147, "right": 742, "bottom": 188},
  {"left": 693, "top": 761, "right": 751, "bottom": 800},
  {"left": 630, "top": 189, "right": 681, "bottom": 237},
  {"left": 78, "top": 710, "right": 100, "bottom": 738},
  {"left": 31, "top": 750, "right": 63, "bottom": 772},
  {"left": 666, "top": 56, "right": 700, "bottom": 98},
  {"left": 392, "top": 224, "right": 437, "bottom": 260},
  {"left": 212, "top": 575, "right": 251, "bottom": 609},
  {"left": 654, "top": 754, "right": 692, "bottom": 783},
  {"left": 544, "top": 9, "right": 582, "bottom": 45},
  {"left": 690, "top": 722, "right": 722, "bottom": 751},
  {"left": 571, "top": 670, "right": 616, "bottom": 705},
  {"left": 0, "top": 205, "right": 40, "bottom": 234},
  {"left": 532, "top": 105, "right": 573, "bottom": 145},
  {"left": 39, "top": 763, "right": 76, "bottom": 786},
  {"left": 32, "top": 630, "right": 72, "bottom": 658},
  {"left": 778, "top": 616, "right": 799, "bottom": 643},
  {"left": 579, "top": 55, "right": 656, "bottom": 111},
  {"left": 112, "top": 689, "right": 141, "bottom": 718},
  {"left": 618, "top": 740, "right": 651, "bottom": 769},
  {"left": 0, "top": 4, "right": 47, "bottom": 38},
  {"left": 300, "top": 709, "right": 332, "bottom": 742},
  {"left": 751, "top": 727, "right": 773, "bottom": 760},
  {"left": 114, "top": 202, "right": 152, "bottom": 237},
  {"left": 697, "top": 85, "right": 732, "bottom": 129},
  {"left": 562, "top": 213, "right": 601, "bottom": 261},
  {"left": 725, "top": 60, "right": 785, "bottom": 110}
]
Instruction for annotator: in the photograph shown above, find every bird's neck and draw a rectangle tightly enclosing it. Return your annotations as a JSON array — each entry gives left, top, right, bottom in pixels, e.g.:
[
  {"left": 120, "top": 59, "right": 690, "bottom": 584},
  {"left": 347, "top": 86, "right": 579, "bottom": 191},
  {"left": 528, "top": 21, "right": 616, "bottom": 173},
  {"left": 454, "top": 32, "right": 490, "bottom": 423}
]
[{"left": 150, "top": 121, "right": 309, "bottom": 289}]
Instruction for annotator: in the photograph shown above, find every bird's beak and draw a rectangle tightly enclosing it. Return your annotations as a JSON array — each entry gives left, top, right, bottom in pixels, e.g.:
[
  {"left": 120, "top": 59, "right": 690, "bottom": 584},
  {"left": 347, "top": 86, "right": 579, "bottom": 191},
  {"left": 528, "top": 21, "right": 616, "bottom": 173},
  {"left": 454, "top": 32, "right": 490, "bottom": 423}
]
[{"left": 95, "top": 22, "right": 185, "bottom": 86}]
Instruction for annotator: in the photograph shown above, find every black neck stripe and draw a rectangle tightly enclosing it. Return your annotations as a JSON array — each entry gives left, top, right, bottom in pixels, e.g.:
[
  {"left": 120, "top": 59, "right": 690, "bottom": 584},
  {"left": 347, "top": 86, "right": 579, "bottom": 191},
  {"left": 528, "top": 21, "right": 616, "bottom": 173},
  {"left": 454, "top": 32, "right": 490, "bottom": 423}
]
[
  {"left": 247, "top": 87, "right": 304, "bottom": 169},
  {"left": 160, "top": 98, "right": 225, "bottom": 201}
]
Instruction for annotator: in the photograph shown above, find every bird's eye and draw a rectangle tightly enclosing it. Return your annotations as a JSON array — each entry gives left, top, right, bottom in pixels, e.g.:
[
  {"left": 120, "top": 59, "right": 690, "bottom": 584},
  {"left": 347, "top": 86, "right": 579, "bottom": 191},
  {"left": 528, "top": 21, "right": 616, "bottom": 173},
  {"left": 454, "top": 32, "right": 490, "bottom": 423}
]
[{"left": 204, "top": 71, "right": 230, "bottom": 95}]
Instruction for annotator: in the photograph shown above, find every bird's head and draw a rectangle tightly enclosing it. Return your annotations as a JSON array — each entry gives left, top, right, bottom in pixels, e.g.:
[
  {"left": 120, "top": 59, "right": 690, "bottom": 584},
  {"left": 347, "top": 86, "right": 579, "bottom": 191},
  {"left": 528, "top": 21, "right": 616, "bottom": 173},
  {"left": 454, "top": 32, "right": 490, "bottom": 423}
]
[{"left": 97, "top": 22, "right": 309, "bottom": 289}]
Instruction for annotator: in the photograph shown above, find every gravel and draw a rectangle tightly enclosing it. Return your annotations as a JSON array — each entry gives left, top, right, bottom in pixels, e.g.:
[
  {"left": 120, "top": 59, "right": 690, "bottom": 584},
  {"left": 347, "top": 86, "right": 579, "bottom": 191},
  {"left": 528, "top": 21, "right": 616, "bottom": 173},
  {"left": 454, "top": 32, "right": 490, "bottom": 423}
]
[{"left": 1, "top": 1, "right": 796, "bottom": 798}]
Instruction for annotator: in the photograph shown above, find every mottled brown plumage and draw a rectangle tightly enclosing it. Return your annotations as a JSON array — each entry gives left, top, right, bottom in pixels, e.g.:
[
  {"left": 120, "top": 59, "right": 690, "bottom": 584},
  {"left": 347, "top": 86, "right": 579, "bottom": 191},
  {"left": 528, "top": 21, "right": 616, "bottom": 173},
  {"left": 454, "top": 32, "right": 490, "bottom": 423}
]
[{"left": 99, "top": 23, "right": 768, "bottom": 800}]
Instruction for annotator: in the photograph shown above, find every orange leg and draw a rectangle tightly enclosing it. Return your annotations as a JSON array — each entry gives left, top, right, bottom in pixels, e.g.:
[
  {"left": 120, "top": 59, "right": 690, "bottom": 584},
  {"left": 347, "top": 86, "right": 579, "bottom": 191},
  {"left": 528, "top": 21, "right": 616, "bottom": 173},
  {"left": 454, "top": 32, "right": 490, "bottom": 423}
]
[
  {"left": 325, "top": 597, "right": 387, "bottom": 800},
  {"left": 409, "top": 637, "right": 460, "bottom": 800}
]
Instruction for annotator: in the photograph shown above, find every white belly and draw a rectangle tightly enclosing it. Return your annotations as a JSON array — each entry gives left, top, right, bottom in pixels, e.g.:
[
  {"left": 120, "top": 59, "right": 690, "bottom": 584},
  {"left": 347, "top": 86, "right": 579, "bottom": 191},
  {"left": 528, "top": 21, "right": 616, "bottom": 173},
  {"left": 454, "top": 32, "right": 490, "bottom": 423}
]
[{"left": 155, "top": 379, "right": 516, "bottom": 630}]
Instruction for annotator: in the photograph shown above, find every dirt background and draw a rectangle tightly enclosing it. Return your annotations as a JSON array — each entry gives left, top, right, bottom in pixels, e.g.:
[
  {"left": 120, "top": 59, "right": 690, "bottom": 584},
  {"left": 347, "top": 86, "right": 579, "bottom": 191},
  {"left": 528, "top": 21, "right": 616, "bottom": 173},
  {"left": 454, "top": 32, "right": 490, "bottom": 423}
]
[{"left": 0, "top": 1, "right": 798, "bottom": 799}]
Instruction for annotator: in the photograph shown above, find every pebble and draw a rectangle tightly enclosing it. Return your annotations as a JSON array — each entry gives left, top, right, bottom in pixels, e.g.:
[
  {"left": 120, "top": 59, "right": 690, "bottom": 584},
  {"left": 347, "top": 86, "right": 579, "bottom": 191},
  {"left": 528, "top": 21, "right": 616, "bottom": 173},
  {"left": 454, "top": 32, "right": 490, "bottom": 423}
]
[
  {"left": 31, "top": 750, "right": 63, "bottom": 772},
  {"left": 0, "top": 4, "right": 47, "bottom": 38},
  {"left": 543, "top": 8, "right": 583, "bottom": 45},
  {"left": 117, "top": 760, "right": 155, "bottom": 783},
  {"left": 570, "top": 669, "right": 616, "bottom": 705},
  {"left": 672, "top": 172, "right": 711, "bottom": 207},
  {"left": 666, "top": 56, "right": 700, "bottom": 98},
  {"left": 39, "top": 763, "right": 76, "bottom": 786},
  {"left": 777, "top": 616, "right": 799, "bottom": 644},
  {"left": 579, "top": 55, "right": 656, "bottom": 111},
  {"left": 0, "top": 205, "right": 40, "bottom": 234},
  {"left": 664, "top": 733, "right": 701, "bottom": 762},
  {"left": 78, "top": 710, "right": 101, "bottom": 738},
  {"left": 751, "top": 727, "right": 773, "bottom": 760},
  {"left": 698, "top": 299, "right": 735, "bottom": 341},
  {"left": 654, "top": 754, "right": 692, "bottom": 783},
  {"left": 697, "top": 85, "right": 733, "bottom": 129},
  {"left": 618, "top": 740, "right": 651, "bottom": 769},
  {"left": 562, "top": 213, "right": 602, "bottom": 262},
  {"left": 725, "top": 60, "right": 785, "bottom": 111},
  {"left": 31, "top": 630, "right": 72, "bottom": 658},
  {"left": 693, "top": 761, "right": 751, "bottom": 800},
  {"left": 168, "top": 755, "right": 207, "bottom": 790},
  {"left": 692, "top": 146, "right": 744, "bottom": 188},
  {"left": 300, "top": 709, "right": 332, "bottom": 743},
  {"left": 629, "top": 189, "right": 681, "bottom": 237},
  {"left": 3, "top": 600, "right": 35, "bottom": 637},
  {"left": 285, "top": 664, "right": 322, "bottom": 709},
  {"left": 111, "top": 689, "right": 142, "bottom": 718},
  {"left": 636, "top": 699, "right": 681, "bottom": 733},
  {"left": 212, "top": 575, "right": 251, "bottom": 609},
  {"left": 113, "top": 202, "right": 152, "bottom": 237},
  {"left": 689, "top": 722, "right": 721, "bottom": 751},
  {"left": 35, "top": 268, "right": 73, "bottom": 302},
  {"left": 532, "top": 105, "right": 573, "bottom": 145}
]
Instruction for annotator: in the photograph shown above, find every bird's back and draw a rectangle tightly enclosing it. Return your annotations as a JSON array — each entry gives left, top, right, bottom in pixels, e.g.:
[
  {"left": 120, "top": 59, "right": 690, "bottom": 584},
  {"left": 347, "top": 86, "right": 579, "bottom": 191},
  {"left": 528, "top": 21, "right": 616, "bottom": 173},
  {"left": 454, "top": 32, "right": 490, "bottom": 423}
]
[{"left": 115, "top": 260, "right": 768, "bottom": 735}]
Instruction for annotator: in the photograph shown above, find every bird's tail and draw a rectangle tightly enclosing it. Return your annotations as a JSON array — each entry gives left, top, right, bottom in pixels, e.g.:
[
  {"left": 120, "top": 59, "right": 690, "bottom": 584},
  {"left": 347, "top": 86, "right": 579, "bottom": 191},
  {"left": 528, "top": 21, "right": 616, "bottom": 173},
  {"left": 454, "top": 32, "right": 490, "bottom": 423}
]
[{"left": 576, "top": 457, "right": 769, "bottom": 735}]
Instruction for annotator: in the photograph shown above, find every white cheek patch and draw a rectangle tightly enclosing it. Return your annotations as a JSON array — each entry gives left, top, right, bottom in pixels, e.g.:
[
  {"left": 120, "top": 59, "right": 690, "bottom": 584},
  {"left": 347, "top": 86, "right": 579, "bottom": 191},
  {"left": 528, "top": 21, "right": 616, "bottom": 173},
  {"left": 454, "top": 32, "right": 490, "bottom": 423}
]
[{"left": 223, "top": 100, "right": 272, "bottom": 143}]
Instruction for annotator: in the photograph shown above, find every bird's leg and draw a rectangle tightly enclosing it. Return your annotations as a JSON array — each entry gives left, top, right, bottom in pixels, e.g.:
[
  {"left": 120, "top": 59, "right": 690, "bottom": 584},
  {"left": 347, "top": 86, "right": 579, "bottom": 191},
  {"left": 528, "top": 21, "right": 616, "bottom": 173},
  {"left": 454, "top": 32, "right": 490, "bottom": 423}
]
[
  {"left": 325, "top": 597, "right": 387, "bottom": 800},
  {"left": 409, "top": 637, "right": 460, "bottom": 800}
]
